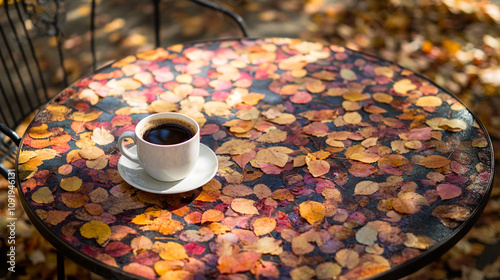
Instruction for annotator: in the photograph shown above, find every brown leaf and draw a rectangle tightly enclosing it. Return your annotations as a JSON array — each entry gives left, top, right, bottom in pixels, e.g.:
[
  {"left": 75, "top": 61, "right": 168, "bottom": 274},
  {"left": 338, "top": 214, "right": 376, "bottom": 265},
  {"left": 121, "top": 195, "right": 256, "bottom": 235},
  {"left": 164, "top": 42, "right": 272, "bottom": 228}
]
[{"left": 416, "top": 155, "right": 451, "bottom": 168}]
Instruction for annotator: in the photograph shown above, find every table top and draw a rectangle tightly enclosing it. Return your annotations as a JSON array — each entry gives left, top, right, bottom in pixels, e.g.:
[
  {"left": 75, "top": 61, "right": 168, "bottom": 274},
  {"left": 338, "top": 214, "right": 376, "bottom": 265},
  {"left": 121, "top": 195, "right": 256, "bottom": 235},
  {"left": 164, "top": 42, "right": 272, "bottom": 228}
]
[{"left": 16, "top": 38, "right": 494, "bottom": 280}]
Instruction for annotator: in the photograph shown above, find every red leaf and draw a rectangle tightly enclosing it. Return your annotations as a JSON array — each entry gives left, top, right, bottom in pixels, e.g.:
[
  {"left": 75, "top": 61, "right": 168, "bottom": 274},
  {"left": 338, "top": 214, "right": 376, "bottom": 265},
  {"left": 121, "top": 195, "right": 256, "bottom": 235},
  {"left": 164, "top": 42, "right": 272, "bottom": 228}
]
[
  {"left": 104, "top": 241, "right": 132, "bottom": 257},
  {"left": 200, "top": 124, "right": 220, "bottom": 135},
  {"left": 184, "top": 242, "right": 206, "bottom": 255},
  {"left": 133, "top": 251, "right": 160, "bottom": 266},
  {"left": 290, "top": 91, "right": 313, "bottom": 104},
  {"left": 436, "top": 183, "right": 462, "bottom": 200}
]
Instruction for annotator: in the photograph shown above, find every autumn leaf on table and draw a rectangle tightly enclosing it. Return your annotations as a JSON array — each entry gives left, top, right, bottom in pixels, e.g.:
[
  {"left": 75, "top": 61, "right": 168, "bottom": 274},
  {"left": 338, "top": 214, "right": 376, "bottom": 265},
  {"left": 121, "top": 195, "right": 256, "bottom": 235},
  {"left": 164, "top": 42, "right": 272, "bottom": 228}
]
[
  {"left": 216, "top": 139, "right": 256, "bottom": 155},
  {"left": 415, "top": 155, "right": 451, "bottom": 169},
  {"left": 231, "top": 198, "right": 259, "bottom": 215},
  {"left": 217, "top": 252, "right": 262, "bottom": 274},
  {"left": 153, "top": 241, "right": 189, "bottom": 260},
  {"left": 432, "top": 205, "right": 471, "bottom": 228},
  {"left": 250, "top": 147, "right": 293, "bottom": 168},
  {"left": 299, "top": 201, "right": 326, "bottom": 225},
  {"left": 28, "top": 124, "right": 53, "bottom": 139},
  {"left": 392, "top": 191, "right": 430, "bottom": 214},
  {"left": 393, "top": 78, "right": 417, "bottom": 95},
  {"left": 91, "top": 127, "right": 114, "bottom": 145},
  {"left": 31, "top": 187, "right": 54, "bottom": 204},
  {"left": 243, "top": 236, "right": 283, "bottom": 255},
  {"left": 253, "top": 217, "right": 277, "bottom": 236},
  {"left": 354, "top": 181, "right": 379, "bottom": 196},
  {"left": 80, "top": 220, "right": 111, "bottom": 246}
]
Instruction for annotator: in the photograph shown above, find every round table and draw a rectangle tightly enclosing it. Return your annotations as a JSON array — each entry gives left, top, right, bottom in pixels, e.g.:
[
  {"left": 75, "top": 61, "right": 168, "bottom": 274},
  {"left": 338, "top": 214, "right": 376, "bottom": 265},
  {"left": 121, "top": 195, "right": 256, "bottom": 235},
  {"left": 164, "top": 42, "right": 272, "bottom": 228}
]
[{"left": 16, "top": 38, "right": 494, "bottom": 280}]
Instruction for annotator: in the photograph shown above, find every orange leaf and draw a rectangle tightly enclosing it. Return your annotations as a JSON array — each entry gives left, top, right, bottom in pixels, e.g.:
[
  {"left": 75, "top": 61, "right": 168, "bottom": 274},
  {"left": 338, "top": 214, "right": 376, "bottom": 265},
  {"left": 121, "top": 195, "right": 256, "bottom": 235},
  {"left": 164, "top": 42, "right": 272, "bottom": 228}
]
[
  {"left": 201, "top": 209, "right": 224, "bottom": 223},
  {"left": 184, "top": 212, "right": 202, "bottom": 224},
  {"left": 299, "top": 201, "right": 325, "bottom": 225},
  {"left": 415, "top": 96, "right": 442, "bottom": 107},
  {"left": 231, "top": 198, "right": 259, "bottom": 215},
  {"left": 392, "top": 192, "right": 429, "bottom": 214},
  {"left": 253, "top": 217, "right": 277, "bottom": 236},
  {"left": 45, "top": 210, "right": 71, "bottom": 226},
  {"left": 217, "top": 252, "right": 261, "bottom": 274},
  {"left": 307, "top": 159, "right": 330, "bottom": 177}
]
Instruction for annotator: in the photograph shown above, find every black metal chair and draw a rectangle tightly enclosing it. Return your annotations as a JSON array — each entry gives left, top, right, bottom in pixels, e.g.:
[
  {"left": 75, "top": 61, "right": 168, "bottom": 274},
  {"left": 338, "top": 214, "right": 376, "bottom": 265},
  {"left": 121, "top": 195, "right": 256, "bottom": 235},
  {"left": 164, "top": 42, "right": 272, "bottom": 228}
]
[{"left": 0, "top": 0, "right": 247, "bottom": 279}]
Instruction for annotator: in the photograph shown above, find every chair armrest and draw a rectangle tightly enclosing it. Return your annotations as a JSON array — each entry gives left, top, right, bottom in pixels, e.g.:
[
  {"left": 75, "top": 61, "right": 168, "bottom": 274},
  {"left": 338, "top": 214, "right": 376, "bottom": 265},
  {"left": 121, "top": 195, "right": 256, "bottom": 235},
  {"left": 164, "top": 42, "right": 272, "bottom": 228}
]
[
  {"left": 0, "top": 123, "right": 21, "bottom": 179},
  {"left": 0, "top": 123, "right": 21, "bottom": 146}
]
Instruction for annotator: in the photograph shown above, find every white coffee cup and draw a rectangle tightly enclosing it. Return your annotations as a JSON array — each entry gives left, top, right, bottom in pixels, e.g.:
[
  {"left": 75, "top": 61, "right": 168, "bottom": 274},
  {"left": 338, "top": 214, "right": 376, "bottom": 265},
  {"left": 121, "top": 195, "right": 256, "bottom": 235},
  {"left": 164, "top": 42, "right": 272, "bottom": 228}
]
[{"left": 118, "top": 113, "right": 200, "bottom": 182}]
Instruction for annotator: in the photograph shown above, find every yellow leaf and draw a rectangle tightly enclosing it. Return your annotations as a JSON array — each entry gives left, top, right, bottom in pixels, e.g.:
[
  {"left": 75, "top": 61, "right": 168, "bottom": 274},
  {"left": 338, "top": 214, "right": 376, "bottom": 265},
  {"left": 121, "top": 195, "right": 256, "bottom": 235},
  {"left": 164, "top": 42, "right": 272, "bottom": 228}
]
[
  {"left": 201, "top": 209, "right": 224, "bottom": 224},
  {"left": 438, "top": 118, "right": 467, "bottom": 132},
  {"left": 203, "top": 101, "right": 231, "bottom": 116},
  {"left": 393, "top": 79, "right": 416, "bottom": 95},
  {"left": 79, "top": 146, "right": 104, "bottom": 160},
  {"left": 343, "top": 91, "right": 370, "bottom": 101},
  {"left": 374, "top": 66, "right": 394, "bottom": 78},
  {"left": 340, "top": 69, "right": 357, "bottom": 81},
  {"left": 60, "top": 176, "right": 82, "bottom": 192},
  {"left": 71, "top": 111, "right": 102, "bottom": 122},
  {"left": 349, "top": 152, "right": 380, "bottom": 163},
  {"left": 32, "top": 187, "right": 54, "bottom": 204},
  {"left": 372, "top": 92, "right": 393, "bottom": 104},
  {"left": 18, "top": 151, "right": 36, "bottom": 164},
  {"left": 343, "top": 112, "right": 362, "bottom": 124},
  {"left": 299, "top": 201, "right": 325, "bottom": 225},
  {"left": 148, "top": 100, "right": 178, "bottom": 113},
  {"left": 80, "top": 220, "right": 111, "bottom": 246},
  {"left": 354, "top": 181, "right": 379, "bottom": 195},
  {"left": 268, "top": 113, "right": 296, "bottom": 125},
  {"left": 154, "top": 242, "right": 189, "bottom": 260},
  {"left": 251, "top": 147, "right": 290, "bottom": 168},
  {"left": 216, "top": 139, "right": 256, "bottom": 155},
  {"left": 35, "top": 149, "right": 58, "bottom": 161}
]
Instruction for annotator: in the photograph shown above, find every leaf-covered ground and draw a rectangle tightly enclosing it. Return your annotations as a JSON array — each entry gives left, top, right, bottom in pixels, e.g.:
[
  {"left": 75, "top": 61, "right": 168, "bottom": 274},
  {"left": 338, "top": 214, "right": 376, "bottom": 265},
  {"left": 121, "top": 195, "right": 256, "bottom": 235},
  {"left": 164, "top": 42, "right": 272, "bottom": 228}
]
[{"left": 1, "top": 0, "right": 500, "bottom": 279}]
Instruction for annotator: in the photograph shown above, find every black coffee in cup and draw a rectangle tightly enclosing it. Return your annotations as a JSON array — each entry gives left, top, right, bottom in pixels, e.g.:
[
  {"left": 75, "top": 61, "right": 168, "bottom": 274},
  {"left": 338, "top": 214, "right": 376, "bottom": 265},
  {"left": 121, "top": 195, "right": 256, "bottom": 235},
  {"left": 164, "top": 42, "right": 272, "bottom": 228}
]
[{"left": 142, "top": 119, "right": 195, "bottom": 145}]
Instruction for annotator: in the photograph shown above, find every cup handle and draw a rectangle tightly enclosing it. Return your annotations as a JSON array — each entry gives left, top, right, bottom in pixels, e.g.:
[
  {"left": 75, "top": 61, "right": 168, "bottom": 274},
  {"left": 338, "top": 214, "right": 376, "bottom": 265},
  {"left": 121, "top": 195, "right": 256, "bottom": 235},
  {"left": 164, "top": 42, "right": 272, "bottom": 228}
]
[{"left": 118, "top": 131, "right": 140, "bottom": 164}]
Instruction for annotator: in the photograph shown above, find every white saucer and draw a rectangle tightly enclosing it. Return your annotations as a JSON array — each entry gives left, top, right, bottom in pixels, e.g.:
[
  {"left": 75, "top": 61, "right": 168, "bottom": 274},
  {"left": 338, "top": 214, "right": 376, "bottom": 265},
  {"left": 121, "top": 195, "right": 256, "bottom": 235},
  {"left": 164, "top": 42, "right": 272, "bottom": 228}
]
[{"left": 118, "top": 144, "right": 218, "bottom": 194}]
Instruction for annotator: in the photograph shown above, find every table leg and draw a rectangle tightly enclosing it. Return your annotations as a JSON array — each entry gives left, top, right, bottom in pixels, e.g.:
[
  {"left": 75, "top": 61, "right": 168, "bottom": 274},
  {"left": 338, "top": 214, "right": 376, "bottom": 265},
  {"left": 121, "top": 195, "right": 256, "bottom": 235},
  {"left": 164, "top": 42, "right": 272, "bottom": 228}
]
[{"left": 57, "top": 251, "right": 65, "bottom": 280}]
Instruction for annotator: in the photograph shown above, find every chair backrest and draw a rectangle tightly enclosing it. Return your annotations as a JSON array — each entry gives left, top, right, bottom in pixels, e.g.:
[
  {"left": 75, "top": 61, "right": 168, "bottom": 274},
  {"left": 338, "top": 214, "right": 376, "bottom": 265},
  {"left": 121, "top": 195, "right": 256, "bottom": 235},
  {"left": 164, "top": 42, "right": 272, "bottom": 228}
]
[
  {"left": 0, "top": 0, "right": 248, "bottom": 178},
  {"left": 0, "top": 0, "right": 248, "bottom": 130},
  {"left": 0, "top": 0, "right": 66, "bottom": 129}
]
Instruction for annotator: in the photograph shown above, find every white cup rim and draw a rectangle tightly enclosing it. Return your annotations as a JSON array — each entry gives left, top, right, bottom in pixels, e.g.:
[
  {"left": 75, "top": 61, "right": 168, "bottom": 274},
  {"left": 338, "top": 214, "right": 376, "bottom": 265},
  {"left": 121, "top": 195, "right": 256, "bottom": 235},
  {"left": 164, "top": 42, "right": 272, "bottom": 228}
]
[{"left": 135, "top": 112, "right": 200, "bottom": 147}]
